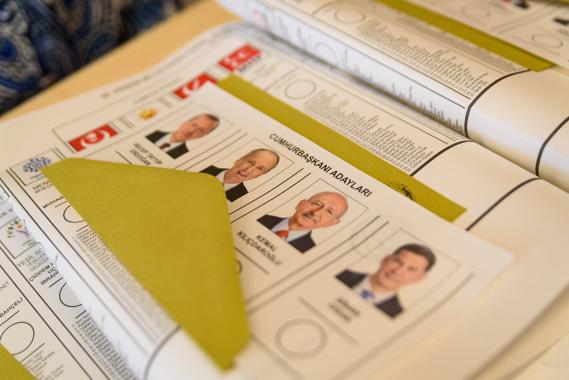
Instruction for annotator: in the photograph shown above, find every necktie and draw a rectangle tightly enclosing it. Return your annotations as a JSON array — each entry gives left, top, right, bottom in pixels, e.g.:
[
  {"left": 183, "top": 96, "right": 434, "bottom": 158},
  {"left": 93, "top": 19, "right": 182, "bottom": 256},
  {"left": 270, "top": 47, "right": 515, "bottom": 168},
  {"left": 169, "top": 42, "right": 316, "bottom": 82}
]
[
  {"left": 360, "top": 289, "right": 375, "bottom": 301},
  {"left": 276, "top": 230, "right": 289, "bottom": 240},
  {"left": 159, "top": 142, "right": 171, "bottom": 150}
]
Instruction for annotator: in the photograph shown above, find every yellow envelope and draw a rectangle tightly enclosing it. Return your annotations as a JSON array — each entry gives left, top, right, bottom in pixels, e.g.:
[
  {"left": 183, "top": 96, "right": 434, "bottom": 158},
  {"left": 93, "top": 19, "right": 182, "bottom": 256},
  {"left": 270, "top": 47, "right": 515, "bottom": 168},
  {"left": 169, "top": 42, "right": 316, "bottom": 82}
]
[
  {"left": 43, "top": 158, "right": 249, "bottom": 369},
  {"left": 0, "top": 345, "right": 33, "bottom": 379}
]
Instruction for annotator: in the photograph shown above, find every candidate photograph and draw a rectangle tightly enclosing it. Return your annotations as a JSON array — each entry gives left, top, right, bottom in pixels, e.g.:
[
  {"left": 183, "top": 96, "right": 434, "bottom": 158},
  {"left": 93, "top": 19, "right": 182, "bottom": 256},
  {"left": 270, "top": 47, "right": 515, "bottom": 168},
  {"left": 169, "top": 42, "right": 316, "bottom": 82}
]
[
  {"left": 336, "top": 243, "right": 436, "bottom": 318},
  {"left": 258, "top": 191, "right": 348, "bottom": 253},
  {"left": 200, "top": 148, "right": 280, "bottom": 202},
  {"left": 145, "top": 113, "right": 219, "bottom": 159}
]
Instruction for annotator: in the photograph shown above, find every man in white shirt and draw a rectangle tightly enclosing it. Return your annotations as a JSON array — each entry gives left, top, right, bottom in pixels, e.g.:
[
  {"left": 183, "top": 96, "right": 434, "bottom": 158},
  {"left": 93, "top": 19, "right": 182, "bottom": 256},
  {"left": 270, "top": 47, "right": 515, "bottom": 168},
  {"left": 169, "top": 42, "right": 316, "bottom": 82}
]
[
  {"left": 258, "top": 191, "right": 348, "bottom": 253},
  {"left": 336, "top": 244, "right": 436, "bottom": 318},
  {"left": 200, "top": 149, "right": 280, "bottom": 202},
  {"left": 145, "top": 113, "right": 219, "bottom": 158}
]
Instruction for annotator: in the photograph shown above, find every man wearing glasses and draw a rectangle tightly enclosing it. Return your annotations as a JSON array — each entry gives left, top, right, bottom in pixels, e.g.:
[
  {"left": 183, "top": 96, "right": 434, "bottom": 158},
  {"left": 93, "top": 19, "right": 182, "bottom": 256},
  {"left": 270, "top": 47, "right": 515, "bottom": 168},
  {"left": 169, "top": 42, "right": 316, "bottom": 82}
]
[{"left": 258, "top": 191, "right": 348, "bottom": 253}]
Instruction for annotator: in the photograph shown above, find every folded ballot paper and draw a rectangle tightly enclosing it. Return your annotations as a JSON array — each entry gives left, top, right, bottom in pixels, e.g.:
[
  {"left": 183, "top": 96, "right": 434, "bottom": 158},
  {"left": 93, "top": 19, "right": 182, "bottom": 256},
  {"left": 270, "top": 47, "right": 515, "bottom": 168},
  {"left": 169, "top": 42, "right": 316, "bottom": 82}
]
[
  {"left": 0, "top": 122, "right": 512, "bottom": 380},
  {"left": 1, "top": 19, "right": 569, "bottom": 380},
  {"left": 221, "top": 0, "right": 569, "bottom": 192}
]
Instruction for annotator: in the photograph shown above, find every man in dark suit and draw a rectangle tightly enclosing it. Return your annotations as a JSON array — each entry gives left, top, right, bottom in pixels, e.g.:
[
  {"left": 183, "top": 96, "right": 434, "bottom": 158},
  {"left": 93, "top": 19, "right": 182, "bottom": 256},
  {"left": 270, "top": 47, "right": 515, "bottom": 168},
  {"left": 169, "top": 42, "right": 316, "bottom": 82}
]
[
  {"left": 145, "top": 113, "right": 219, "bottom": 159},
  {"left": 336, "top": 244, "right": 436, "bottom": 318},
  {"left": 201, "top": 148, "right": 280, "bottom": 202},
  {"left": 258, "top": 191, "right": 348, "bottom": 253}
]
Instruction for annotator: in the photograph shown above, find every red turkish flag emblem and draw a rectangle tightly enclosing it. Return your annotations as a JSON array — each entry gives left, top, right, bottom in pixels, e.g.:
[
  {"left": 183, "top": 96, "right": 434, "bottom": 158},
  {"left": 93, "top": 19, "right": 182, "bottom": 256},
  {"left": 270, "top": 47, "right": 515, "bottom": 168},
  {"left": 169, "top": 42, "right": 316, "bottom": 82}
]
[
  {"left": 173, "top": 73, "right": 217, "bottom": 99},
  {"left": 68, "top": 124, "right": 118, "bottom": 152},
  {"left": 218, "top": 44, "right": 261, "bottom": 72}
]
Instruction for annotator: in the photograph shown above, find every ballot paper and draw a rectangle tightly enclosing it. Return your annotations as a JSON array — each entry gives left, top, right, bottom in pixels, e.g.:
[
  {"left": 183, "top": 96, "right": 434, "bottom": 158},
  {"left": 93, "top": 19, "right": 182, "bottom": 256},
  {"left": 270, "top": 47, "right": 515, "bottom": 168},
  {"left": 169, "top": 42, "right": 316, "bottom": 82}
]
[
  {"left": 220, "top": 0, "right": 569, "bottom": 192},
  {"left": 0, "top": 195, "right": 135, "bottom": 379},
  {"left": 405, "top": 0, "right": 569, "bottom": 71},
  {"left": 0, "top": 23, "right": 568, "bottom": 380}
]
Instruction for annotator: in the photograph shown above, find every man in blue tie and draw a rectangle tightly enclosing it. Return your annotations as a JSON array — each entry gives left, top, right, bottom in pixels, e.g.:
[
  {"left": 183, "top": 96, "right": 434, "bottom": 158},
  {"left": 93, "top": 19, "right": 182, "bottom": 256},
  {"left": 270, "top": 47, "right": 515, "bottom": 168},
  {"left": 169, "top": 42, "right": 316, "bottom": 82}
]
[{"left": 336, "top": 244, "right": 436, "bottom": 318}]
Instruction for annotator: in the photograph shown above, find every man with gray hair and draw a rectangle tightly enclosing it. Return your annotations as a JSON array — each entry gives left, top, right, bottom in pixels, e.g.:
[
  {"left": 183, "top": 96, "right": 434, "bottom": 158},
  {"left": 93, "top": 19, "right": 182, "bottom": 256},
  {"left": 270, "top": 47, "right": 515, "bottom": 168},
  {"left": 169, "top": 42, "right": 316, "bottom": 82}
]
[{"left": 258, "top": 191, "right": 348, "bottom": 253}]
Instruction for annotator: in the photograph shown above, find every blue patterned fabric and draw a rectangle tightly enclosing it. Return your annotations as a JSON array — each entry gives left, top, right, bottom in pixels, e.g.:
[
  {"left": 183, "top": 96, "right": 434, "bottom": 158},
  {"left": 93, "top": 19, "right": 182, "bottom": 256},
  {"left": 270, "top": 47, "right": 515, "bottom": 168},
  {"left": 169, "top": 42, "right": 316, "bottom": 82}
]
[{"left": 0, "top": 0, "right": 190, "bottom": 114}]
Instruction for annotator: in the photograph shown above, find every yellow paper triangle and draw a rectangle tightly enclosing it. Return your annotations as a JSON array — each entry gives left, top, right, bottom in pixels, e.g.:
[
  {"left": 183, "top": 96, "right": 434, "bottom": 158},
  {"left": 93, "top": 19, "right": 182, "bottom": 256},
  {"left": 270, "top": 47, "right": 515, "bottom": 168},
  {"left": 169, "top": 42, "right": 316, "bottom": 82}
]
[
  {"left": 43, "top": 158, "right": 249, "bottom": 369},
  {"left": 0, "top": 345, "right": 33, "bottom": 379}
]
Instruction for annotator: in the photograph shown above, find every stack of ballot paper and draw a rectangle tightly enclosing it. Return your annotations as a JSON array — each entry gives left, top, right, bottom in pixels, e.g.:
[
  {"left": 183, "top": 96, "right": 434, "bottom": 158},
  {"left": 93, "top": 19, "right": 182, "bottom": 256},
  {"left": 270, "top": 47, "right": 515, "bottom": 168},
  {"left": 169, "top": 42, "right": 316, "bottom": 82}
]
[{"left": 1, "top": 1, "right": 569, "bottom": 379}]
